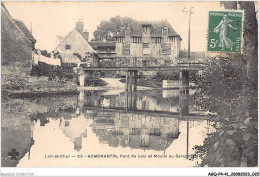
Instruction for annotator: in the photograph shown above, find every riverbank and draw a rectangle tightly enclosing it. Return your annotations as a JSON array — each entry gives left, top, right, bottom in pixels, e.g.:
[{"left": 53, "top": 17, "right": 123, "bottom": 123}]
[
  {"left": 3, "top": 76, "right": 183, "bottom": 99},
  {"left": 2, "top": 76, "right": 78, "bottom": 99}
]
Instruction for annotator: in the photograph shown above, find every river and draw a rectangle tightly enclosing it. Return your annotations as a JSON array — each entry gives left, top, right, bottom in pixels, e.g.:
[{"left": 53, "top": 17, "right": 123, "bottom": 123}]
[{"left": 2, "top": 88, "right": 215, "bottom": 167}]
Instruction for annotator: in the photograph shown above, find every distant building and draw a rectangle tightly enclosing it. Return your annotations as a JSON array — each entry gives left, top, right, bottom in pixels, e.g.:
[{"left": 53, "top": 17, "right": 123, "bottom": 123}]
[
  {"left": 114, "top": 20, "right": 181, "bottom": 59},
  {"left": 88, "top": 41, "right": 116, "bottom": 59},
  {"left": 1, "top": 2, "right": 36, "bottom": 76},
  {"left": 55, "top": 28, "right": 95, "bottom": 65},
  {"left": 54, "top": 21, "right": 97, "bottom": 75},
  {"left": 54, "top": 21, "right": 97, "bottom": 78}
]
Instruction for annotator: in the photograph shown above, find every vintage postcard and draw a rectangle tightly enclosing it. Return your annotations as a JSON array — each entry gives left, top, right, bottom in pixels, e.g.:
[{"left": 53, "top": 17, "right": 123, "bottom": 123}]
[{"left": 1, "top": 0, "right": 258, "bottom": 176}]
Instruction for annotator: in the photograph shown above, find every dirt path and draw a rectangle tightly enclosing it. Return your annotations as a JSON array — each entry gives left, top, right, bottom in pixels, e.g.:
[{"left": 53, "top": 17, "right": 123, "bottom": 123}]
[{"left": 100, "top": 78, "right": 125, "bottom": 88}]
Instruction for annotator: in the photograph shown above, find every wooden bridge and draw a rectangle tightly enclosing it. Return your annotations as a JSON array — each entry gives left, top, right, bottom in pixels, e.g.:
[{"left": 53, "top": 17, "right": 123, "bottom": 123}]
[
  {"left": 80, "top": 57, "right": 207, "bottom": 71},
  {"left": 77, "top": 57, "right": 207, "bottom": 96}
]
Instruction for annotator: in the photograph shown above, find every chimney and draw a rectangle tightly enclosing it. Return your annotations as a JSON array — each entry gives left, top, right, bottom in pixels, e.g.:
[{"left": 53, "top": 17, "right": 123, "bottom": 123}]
[
  {"left": 76, "top": 20, "right": 83, "bottom": 34},
  {"left": 83, "top": 30, "right": 89, "bottom": 42}
]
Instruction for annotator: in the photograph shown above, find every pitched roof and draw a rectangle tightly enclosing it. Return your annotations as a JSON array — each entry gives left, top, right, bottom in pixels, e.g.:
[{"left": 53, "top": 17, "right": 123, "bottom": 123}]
[
  {"left": 15, "top": 20, "right": 36, "bottom": 43},
  {"left": 1, "top": 2, "right": 36, "bottom": 43},
  {"left": 88, "top": 41, "right": 116, "bottom": 50},
  {"left": 1, "top": 2, "right": 12, "bottom": 19},
  {"left": 115, "top": 20, "right": 180, "bottom": 38},
  {"left": 54, "top": 29, "right": 96, "bottom": 58}
]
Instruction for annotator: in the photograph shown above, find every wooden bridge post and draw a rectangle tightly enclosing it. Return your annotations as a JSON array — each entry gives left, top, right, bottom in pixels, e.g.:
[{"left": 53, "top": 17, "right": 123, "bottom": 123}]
[
  {"left": 179, "top": 70, "right": 189, "bottom": 115},
  {"left": 77, "top": 90, "right": 85, "bottom": 109},
  {"left": 180, "top": 70, "right": 189, "bottom": 94},
  {"left": 179, "top": 89, "right": 189, "bottom": 115},
  {"left": 79, "top": 70, "right": 96, "bottom": 87},
  {"left": 128, "top": 71, "right": 133, "bottom": 91},
  {"left": 129, "top": 91, "right": 133, "bottom": 108},
  {"left": 79, "top": 73, "right": 86, "bottom": 87},
  {"left": 126, "top": 71, "right": 129, "bottom": 91},
  {"left": 132, "top": 91, "right": 137, "bottom": 110},
  {"left": 125, "top": 91, "right": 129, "bottom": 110},
  {"left": 133, "top": 70, "right": 138, "bottom": 91}
]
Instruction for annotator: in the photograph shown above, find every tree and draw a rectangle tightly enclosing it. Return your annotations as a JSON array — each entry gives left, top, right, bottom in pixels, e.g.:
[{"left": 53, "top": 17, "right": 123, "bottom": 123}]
[
  {"left": 193, "top": 2, "right": 258, "bottom": 167},
  {"left": 93, "top": 16, "right": 135, "bottom": 41}
]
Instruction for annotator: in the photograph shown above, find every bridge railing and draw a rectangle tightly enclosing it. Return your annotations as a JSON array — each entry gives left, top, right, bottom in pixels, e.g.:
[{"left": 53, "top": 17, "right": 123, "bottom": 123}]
[{"left": 82, "top": 57, "right": 207, "bottom": 68}]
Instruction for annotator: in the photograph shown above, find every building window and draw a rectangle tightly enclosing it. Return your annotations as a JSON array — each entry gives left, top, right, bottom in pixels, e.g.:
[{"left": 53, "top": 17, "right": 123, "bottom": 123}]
[
  {"left": 169, "top": 37, "right": 175, "bottom": 42},
  {"left": 66, "top": 44, "right": 71, "bottom": 50},
  {"left": 107, "top": 47, "right": 111, "bottom": 53},
  {"left": 125, "top": 28, "right": 131, "bottom": 36},
  {"left": 155, "top": 38, "right": 161, "bottom": 43},
  {"left": 117, "top": 37, "right": 124, "bottom": 43},
  {"left": 143, "top": 43, "right": 149, "bottom": 48},
  {"left": 162, "top": 43, "right": 171, "bottom": 55},
  {"left": 133, "top": 37, "right": 141, "bottom": 43},
  {"left": 122, "top": 43, "right": 130, "bottom": 55},
  {"left": 142, "top": 43, "right": 150, "bottom": 55},
  {"left": 142, "top": 27, "right": 148, "bottom": 34},
  {"left": 162, "top": 28, "right": 168, "bottom": 36},
  {"left": 163, "top": 38, "right": 169, "bottom": 43}
]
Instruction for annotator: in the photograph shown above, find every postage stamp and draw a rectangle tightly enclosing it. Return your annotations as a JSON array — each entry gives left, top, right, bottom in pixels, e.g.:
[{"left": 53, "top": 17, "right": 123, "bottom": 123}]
[{"left": 207, "top": 11, "right": 244, "bottom": 53}]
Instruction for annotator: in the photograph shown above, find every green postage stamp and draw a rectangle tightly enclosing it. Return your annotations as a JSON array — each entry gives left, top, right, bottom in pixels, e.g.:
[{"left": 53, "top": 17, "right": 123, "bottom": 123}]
[{"left": 208, "top": 11, "right": 244, "bottom": 53}]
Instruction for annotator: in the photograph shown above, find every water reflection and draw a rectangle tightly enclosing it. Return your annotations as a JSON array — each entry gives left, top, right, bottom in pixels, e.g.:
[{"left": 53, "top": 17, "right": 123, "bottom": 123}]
[
  {"left": 1, "top": 89, "right": 213, "bottom": 167},
  {"left": 59, "top": 117, "right": 88, "bottom": 151},
  {"left": 77, "top": 89, "right": 197, "bottom": 114},
  {"left": 90, "top": 111, "right": 180, "bottom": 150}
]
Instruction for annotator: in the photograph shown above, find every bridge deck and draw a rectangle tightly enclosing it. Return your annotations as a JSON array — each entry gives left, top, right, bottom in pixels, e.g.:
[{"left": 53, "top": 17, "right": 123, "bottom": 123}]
[
  {"left": 80, "top": 57, "right": 207, "bottom": 71},
  {"left": 80, "top": 65, "right": 205, "bottom": 71}
]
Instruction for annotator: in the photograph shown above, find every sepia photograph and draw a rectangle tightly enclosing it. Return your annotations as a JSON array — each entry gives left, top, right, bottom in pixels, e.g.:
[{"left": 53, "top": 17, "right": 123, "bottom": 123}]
[{"left": 0, "top": 0, "right": 258, "bottom": 175}]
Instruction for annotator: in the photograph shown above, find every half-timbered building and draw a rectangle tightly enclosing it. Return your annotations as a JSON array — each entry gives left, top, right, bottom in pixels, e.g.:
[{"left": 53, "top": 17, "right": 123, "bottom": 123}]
[{"left": 114, "top": 20, "right": 181, "bottom": 59}]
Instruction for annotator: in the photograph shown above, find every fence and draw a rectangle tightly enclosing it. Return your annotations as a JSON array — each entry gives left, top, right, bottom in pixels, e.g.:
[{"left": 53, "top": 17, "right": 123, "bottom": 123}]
[{"left": 96, "top": 57, "right": 206, "bottom": 68}]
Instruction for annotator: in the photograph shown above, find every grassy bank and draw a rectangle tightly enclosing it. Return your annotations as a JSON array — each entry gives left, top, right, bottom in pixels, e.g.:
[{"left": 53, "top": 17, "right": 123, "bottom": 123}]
[{"left": 2, "top": 75, "right": 78, "bottom": 98}]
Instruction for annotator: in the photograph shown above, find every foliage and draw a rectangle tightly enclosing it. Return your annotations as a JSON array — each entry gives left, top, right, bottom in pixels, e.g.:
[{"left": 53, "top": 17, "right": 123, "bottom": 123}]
[
  {"left": 73, "top": 53, "right": 82, "bottom": 59},
  {"left": 31, "top": 63, "right": 63, "bottom": 80},
  {"left": 93, "top": 16, "right": 135, "bottom": 41},
  {"left": 193, "top": 55, "right": 258, "bottom": 167},
  {"left": 154, "top": 71, "right": 179, "bottom": 81},
  {"left": 2, "top": 74, "right": 27, "bottom": 90},
  {"left": 193, "top": 4, "right": 257, "bottom": 165},
  {"left": 40, "top": 50, "right": 49, "bottom": 57}
]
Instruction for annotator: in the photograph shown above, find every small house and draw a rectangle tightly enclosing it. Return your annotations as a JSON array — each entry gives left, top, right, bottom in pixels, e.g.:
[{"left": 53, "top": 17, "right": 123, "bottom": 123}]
[
  {"left": 54, "top": 22, "right": 97, "bottom": 76},
  {"left": 55, "top": 28, "right": 96, "bottom": 67}
]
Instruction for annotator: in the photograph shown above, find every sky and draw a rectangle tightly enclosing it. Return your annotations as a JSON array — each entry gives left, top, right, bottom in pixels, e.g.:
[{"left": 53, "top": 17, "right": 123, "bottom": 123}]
[{"left": 4, "top": 1, "right": 225, "bottom": 52}]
